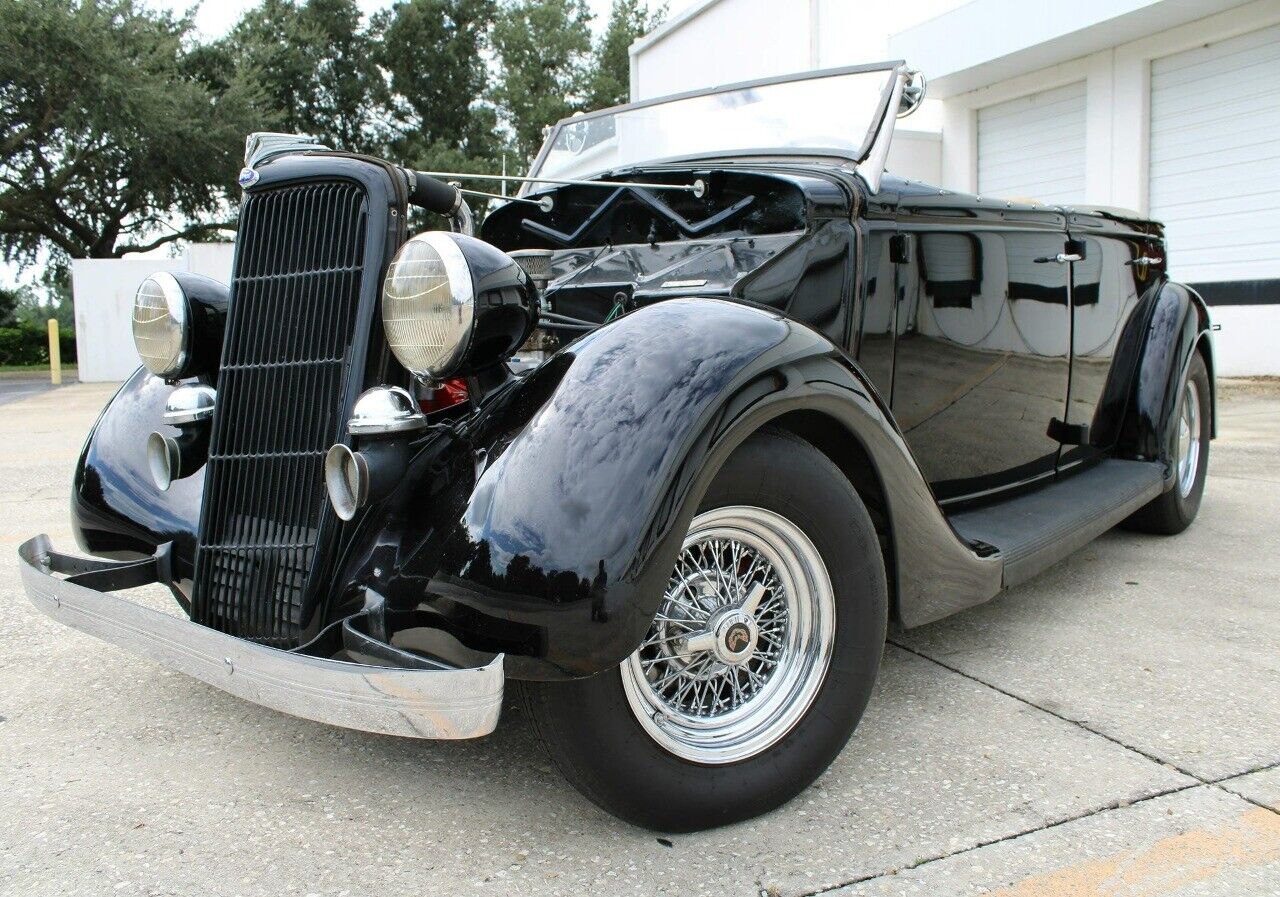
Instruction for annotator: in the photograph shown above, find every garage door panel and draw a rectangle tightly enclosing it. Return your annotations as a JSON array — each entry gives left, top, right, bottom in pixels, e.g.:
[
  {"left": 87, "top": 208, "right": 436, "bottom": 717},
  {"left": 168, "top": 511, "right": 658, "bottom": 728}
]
[
  {"left": 1150, "top": 24, "right": 1280, "bottom": 284},
  {"left": 1159, "top": 211, "right": 1280, "bottom": 243},
  {"left": 978, "top": 122, "right": 1088, "bottom": 159},
  {"left": 1150, "top": 120, "right": 1280, "bottom": 164},
  {"left": 978, "top": 81, "right": 1086, "bottom": 204},
  {"left": 1150, "top": 142, "right": 1280, "bottom": 180},
  {"left": 979, "top": 144, "right": 1086, "bottom": 175},
  {"left": 1151, "top": 188, "right": 1280, "bottom": 224},
  {"left": 1151, "top": 25, "right": 1280, "bottom": 82},
  {"left": 1152, "top": 75, "right": 1280, "bottom": 123}
]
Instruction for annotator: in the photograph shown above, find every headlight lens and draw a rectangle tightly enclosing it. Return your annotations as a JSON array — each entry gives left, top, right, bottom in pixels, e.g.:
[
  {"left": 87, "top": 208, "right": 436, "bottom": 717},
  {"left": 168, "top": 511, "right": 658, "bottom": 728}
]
[
  {"left": 382, "top": 232, "right": 474, "bottom": 379},
  {"left": 132, "top": 272, "right": 190, "bottom": 378}
]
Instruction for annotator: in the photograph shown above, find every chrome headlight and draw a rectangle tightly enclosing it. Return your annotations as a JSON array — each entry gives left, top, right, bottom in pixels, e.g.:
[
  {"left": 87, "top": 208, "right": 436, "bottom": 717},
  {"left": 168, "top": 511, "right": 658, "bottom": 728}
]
[
  {"left": 132, "top": 272, "right": 229, "bottom": 380},
  {"left": 382, "top": 232, "right": 475, "bottom": 379},
  {"left": 133, "top": 272, "right": 190, "bottom": 378}
]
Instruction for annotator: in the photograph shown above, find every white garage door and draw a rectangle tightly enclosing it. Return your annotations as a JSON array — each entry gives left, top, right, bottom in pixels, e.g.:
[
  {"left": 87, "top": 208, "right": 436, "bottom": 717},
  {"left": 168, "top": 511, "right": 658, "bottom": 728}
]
[
  {"left": 1150, "top": 24, "right": 1280, "bottom": 284},
  {"left": 977, "top": 81, "right": 1086, "bottom": 204}
]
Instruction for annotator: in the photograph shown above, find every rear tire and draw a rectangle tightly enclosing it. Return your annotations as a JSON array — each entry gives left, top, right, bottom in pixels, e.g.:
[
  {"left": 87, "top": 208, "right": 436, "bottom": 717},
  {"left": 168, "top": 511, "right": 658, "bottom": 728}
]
[
  {"left": 1124, "top": 352, "right": 1210, "bottom": 535},
  {"left": 522, "top": 429, "right": 888, "bottom": 831}
]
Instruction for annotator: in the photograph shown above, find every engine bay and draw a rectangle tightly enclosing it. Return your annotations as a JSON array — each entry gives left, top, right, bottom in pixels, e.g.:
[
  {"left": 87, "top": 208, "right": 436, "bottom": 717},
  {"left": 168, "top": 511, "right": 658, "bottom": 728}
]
[{"left": 480, "top": 167, "right": 855, "bottom": 354}]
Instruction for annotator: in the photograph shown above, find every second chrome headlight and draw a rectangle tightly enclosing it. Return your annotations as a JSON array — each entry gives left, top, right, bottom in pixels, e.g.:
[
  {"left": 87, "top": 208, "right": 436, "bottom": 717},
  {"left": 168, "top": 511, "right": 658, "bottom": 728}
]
[
  {"left": 132, "top": 271, "right": 228, "bottom": 380},
  {"left": 133, "top": 272, "right": 190, "bottom": 378},
  {"left": 382, "top": 232, "right": 475, "bottom": 379}
]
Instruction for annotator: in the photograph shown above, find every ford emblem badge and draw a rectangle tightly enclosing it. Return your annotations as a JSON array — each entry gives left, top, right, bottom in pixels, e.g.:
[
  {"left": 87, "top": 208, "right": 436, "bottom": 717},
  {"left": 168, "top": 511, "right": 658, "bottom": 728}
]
[{"left": 238, "top": 167, "right": 260, "bottom": 189}]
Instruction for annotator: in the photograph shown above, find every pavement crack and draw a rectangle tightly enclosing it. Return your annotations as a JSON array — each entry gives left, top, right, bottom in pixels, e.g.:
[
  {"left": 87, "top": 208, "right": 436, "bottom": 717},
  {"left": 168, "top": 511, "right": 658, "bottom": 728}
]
[
  {"left": 797, "top": 780, "right": 1204, "bottom": 896},
  {"left": 888, "top": 640, "right": 1205, "bottom": 782},
  {"left": 1208, "top": 762, "right": 1280, "bottom": 817}
]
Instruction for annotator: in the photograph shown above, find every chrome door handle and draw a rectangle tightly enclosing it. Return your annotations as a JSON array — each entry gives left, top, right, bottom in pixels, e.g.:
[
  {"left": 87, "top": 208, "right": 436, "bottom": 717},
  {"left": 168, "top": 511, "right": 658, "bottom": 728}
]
[
  {"left": 1125, "top": 256, "right": 1163, "bottom": 266},
  {"left": 1034, "top": 253, "right": 1083, "bottom": 264}
]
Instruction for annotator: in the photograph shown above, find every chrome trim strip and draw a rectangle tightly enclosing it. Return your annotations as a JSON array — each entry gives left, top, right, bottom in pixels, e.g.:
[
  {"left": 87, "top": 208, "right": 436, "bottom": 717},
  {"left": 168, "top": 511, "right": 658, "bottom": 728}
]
[{"left": 18, "top": 535, "right": 503, "bottom": 740}]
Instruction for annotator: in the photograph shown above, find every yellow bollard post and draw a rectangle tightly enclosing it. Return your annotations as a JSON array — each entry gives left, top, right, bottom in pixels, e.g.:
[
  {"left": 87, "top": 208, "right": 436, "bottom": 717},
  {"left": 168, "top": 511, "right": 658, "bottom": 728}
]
[{"left": 47, "top": 318, "right": 62, "bottom": 386}]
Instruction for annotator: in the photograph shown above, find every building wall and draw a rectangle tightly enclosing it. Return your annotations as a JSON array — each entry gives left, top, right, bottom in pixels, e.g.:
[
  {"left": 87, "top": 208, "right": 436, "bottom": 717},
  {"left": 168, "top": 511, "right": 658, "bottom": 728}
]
[
  {"left": 629, "top": 0, "right": 813, "bottom": 101},
  {"left": 72, "top": 244, "right": 234, "bottom": 382},
  {"left": 628, "top": 0, "right": 947, "bottom": 184}
]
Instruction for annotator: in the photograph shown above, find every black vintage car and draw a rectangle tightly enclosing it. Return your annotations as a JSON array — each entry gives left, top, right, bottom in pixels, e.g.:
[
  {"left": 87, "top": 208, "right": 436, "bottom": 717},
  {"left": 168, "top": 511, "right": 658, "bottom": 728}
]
[{"left": 20, "top": 62, "right": 1214, "bottom": 831}]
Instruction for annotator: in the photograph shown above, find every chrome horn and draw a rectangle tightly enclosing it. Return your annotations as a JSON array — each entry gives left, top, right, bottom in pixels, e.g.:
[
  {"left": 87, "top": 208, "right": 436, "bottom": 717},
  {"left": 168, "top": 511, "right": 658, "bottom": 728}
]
[{"left": 323, "top": 387, "right": 427, "bottom": 521}]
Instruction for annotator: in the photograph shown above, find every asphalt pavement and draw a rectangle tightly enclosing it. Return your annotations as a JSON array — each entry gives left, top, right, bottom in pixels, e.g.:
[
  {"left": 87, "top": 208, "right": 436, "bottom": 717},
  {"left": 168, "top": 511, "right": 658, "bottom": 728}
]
[{"left": 2, "top": 379, "right": 1278, "bottom": 896}]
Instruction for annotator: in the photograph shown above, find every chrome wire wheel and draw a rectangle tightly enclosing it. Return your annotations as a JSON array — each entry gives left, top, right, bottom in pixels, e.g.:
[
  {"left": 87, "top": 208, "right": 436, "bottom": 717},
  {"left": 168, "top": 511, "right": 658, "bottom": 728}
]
[
  {"left": 1177, "top": 378, "right": 1202, "bottom": 498},
  {"left": 621, "top": 505, "right": 836, "bottom": 764}
]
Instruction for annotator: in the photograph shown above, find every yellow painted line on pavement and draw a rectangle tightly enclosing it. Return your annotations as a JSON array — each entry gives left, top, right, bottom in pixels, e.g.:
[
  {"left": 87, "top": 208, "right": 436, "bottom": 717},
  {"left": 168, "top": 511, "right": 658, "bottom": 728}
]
[{"left": 989, "top": 805, "right": 1280, "bottom": 896}]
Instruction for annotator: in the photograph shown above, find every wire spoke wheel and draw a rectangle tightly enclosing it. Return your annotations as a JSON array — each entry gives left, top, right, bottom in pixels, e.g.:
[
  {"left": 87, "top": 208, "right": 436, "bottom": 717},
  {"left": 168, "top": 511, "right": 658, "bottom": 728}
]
[
  {"left": 621, "top": 505, "right": 836, "bottom": 764},
  {"left": 1177, "top": 378, "right": 1202, "bottom": 498}
]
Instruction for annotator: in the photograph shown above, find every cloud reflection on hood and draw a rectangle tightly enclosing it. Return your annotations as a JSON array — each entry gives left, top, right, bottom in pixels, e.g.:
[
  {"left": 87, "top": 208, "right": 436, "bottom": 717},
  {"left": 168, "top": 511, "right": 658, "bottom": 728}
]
[{"left": 463, "top": 298, "right": 787, "bottom": 585}]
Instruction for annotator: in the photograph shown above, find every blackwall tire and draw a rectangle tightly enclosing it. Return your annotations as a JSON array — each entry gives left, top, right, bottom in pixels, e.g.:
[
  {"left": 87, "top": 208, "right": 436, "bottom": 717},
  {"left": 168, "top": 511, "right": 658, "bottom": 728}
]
[
  {"left": 1123, "top": 353, "right": 1211, "bottom": 535},
  {"left": 522, "top": 429, "right": 888, "bottom": 831}
]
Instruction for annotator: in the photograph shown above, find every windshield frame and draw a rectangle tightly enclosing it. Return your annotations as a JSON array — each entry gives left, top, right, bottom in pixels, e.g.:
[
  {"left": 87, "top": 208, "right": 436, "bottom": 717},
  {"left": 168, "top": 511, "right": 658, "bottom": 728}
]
[{"left": 522, "top": 60, "right": 907, "bottom": 194}]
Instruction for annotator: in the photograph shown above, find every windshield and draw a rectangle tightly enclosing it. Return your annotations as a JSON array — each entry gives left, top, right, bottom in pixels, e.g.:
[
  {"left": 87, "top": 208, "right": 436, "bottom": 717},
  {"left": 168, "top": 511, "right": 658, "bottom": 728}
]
[{"left": 526, "top": 64, "right": 899, "bottom": 190}]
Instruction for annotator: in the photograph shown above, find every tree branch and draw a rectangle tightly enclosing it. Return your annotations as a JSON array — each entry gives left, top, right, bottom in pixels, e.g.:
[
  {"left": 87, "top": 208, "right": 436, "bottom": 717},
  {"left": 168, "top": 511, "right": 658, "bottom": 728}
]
[{"left": 113, "top": 220, "right": 236, "bottom": 256}]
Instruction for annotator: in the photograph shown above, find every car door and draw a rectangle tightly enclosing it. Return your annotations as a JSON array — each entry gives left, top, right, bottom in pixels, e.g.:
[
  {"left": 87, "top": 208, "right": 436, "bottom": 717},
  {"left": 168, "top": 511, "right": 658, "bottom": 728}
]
[
  {"left": 1060, "top": 212, "right": 1164, "bottom": 469},
  {"left": 890, "top": 201, "right": 1072, "bottom": 503},
  {"left": 854, "top": 216, "right": 899, "bottom": 398}
]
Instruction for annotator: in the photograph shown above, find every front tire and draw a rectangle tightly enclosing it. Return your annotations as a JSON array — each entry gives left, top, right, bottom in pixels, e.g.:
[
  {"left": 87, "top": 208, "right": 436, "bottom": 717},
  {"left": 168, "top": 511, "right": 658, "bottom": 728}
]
[
  {"left": 522, "top": 429, "right": 887, "bottom": 831},
  {"left": 1124, "top": 352, "right": 1211, "bottom": 535}
]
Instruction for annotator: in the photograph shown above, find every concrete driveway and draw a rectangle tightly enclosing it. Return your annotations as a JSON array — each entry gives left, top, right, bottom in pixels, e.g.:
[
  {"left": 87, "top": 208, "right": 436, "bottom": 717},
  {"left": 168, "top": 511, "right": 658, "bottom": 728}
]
[
  {"left": 0, "top": 375, "right": 59, "bottom": 407},
  {"left": 3, "top": 380, "right": 1278, "bottom": 896}
]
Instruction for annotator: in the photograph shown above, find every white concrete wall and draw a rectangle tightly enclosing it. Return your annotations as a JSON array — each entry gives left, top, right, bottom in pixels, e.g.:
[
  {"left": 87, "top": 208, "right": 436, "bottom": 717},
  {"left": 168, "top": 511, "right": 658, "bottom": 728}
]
[
  {"left": 1208, "top": 307, "right": 1280, "bottom": 376},
  {"left": 629, "top": 0, "right": 812, "bottom": 101},
  {"left": 72, "top": 244, "right": 235, "bottom": 382},
  {"left": 885, "top": 130, "right": 942, "bottom": 185}
]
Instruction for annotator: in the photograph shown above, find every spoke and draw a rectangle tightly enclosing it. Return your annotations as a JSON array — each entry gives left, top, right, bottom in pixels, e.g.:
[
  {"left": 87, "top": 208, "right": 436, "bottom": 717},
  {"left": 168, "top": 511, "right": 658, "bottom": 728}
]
[
  {"left": 640, "top": 651, "right": 700, "bottom": 668},
  {"left": 682, "top": 630, "right": 716, "bottom": 654},
  {"left": 740, "top": 582, "right": 767, "bottom": 615}
]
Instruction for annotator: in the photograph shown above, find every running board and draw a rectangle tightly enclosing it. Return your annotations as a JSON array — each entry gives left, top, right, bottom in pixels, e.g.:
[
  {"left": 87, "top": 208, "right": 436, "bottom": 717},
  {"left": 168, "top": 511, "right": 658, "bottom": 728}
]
[{"left": 949, "top": 460, "right": 1166, "bottom": 590}]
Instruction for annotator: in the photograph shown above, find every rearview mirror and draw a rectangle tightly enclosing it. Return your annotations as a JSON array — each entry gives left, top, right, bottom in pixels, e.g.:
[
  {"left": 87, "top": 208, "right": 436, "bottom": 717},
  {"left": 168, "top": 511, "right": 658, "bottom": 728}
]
[{"left": 897, "top": 69, "right": 927, "bottom": 118}]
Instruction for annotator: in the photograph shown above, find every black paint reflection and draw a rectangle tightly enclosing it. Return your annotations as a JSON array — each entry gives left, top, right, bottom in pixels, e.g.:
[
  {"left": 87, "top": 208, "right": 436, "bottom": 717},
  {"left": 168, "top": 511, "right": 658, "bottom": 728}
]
[
  {"left": 891, "top": 222, "right": 1070, "bottom": 500},
  {"left": 434, "top": 298, "right": 789, "bottom": 672}
]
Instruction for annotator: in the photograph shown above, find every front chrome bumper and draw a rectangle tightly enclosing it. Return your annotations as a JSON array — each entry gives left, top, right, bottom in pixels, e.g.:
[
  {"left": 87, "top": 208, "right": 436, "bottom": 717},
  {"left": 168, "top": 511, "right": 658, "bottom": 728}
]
[{"left": 17, "top": 535, "right": 503, "bottom": 740}]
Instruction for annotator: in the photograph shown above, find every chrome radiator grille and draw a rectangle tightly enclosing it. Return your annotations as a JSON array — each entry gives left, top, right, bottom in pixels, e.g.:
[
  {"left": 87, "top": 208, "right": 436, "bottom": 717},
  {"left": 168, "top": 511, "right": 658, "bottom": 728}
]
[{"left": 192, "top": 180, "right": 369, "bottom": 646}]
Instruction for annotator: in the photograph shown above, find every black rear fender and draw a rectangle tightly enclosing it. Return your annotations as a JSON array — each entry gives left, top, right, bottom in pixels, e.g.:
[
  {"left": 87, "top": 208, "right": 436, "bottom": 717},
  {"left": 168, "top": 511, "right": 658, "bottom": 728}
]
[{"left": 1114, "top": 280, "right": 1215, "bottom": 474}]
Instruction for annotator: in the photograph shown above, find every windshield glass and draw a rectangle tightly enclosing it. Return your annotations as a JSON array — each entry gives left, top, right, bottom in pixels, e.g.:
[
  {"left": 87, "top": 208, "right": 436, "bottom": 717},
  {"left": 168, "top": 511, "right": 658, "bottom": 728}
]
[{"left": 527, "top": 65, "right": 898, "bottom": 189}]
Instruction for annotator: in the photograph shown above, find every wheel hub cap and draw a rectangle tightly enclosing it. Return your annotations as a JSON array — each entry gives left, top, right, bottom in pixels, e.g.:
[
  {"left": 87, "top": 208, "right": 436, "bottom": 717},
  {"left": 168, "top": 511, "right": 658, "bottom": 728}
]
[
  {"left": 705, "top": 609, "right": 758, "bottom": 665},
  {"left": 620, "top": 505, "right": 836, "bottom": 765}
]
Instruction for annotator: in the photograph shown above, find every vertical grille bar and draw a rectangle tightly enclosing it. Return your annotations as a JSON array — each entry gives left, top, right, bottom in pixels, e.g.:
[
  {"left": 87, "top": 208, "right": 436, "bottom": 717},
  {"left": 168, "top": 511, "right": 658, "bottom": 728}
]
[{"left": 192, "top": 180, "right": 369, "bottom": 647}]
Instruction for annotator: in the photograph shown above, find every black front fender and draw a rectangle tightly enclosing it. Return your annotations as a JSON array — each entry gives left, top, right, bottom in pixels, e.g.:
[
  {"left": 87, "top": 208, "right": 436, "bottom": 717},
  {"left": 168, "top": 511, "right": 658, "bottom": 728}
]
[{"left": 399, "top": 297, "right": 998, "bottom": 676}]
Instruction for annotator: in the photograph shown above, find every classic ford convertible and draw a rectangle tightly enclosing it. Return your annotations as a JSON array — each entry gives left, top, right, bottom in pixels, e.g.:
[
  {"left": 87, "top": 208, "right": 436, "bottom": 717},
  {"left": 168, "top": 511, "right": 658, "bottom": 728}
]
[{"left": 20, "top": 62, "right": 1214, "bottom": 831}]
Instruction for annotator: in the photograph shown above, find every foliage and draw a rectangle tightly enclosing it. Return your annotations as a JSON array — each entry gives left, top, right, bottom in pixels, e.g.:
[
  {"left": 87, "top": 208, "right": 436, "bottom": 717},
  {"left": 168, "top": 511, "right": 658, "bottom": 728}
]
[
  {"left": 221, "top": 0, "right": 384, "bottom": 153},
  {"left": 0, "top": 321, "right": 75, "bottom": 365},
  {"left": 584, "top": 0, "right": 666, "bottom": 111},
  {"left": 13, "top": 272, "right": 74, "bottom": 329},
  {"left": 0, "top": 0, "right": 668, "bottom": 297},
  {"left": 490, "top": 0, "right": 594, "bottom": 163},
  {"left": 0, "top": 285, "right": 26, "bottom": 326},
  {"left": 0, "top": 0, "right": 264, "bottom": 269}
]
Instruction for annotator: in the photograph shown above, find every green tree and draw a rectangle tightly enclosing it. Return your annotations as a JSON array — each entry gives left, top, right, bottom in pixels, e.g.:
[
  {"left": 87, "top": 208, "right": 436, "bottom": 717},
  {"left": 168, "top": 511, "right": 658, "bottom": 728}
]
[
  {"left": 0, "top": 285, "right": 25, "bottom": 327},
  {"left": 224, "top": 0, "right": 385, "bottom": 153},
  {"left": 374, "top": 0, "right": 504, "bottom": 172},
  {"left": 491, "top": 0, "right": 593, "bottom": 163},
  {"left": 0, "top": 0, "right": 263, "bottom": 269},
  {"left": 583, "top": 0, "right": 664, "bottom": 111}
]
